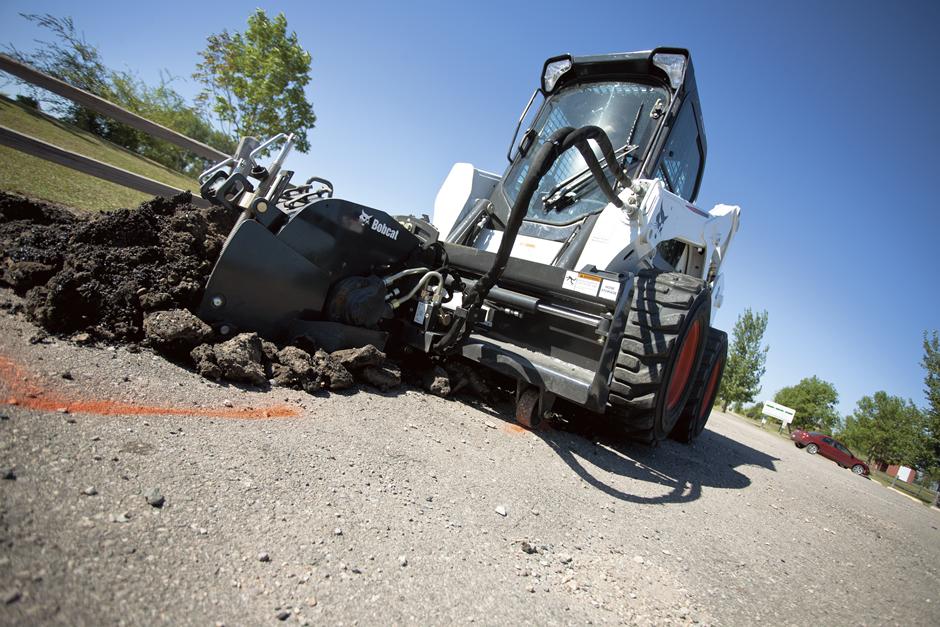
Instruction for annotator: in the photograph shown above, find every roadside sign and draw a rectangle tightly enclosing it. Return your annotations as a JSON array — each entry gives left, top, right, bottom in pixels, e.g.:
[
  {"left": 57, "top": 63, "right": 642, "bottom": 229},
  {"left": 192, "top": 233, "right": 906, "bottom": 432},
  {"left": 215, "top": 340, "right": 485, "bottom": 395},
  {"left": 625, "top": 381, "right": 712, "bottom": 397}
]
[
  {"left": 897, "top": 466, "right": 913, "bottom": 482},
  {"left": 761, "top": 400, "right": 796, "bottom": 424}
]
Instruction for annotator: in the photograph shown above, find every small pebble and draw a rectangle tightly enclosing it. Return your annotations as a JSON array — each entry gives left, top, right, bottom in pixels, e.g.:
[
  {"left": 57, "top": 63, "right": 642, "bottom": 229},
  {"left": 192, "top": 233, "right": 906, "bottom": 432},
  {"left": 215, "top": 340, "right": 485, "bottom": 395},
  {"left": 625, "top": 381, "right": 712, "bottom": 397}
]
[
  {"left": 222, "top": 399, "right": 234, "bottom": 408},
  {"left": 144, "top": 488, "right": 165, "bottom": 508},
  {"left": 3, "top": 589, "right": 21, "bottom": 605},
  {"left": 333, "top": 528, "right": 343, "bottom": 536},
  {"left": 258, "top": 552, "right": 271, "bottom": 562},
  {"left": 495, "top": 505, "right": 507, "bottom": 517},
  {"left": 399, "top": 555, "right": 408, "bottom": 567},
  {"left": 275, "top": 609, "right": 291, "bottom": 621},
  {"left": 82, "top": 486, "right": 98, "bottom": 496}
]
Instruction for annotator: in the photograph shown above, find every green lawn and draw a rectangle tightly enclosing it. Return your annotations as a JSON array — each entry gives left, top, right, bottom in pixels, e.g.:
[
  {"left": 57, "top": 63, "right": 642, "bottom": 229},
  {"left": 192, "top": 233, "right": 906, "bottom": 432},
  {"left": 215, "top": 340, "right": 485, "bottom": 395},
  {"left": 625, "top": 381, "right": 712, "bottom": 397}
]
[
  {"left": 870, "top": 470, "right": 938, "bottom": 505},
  {"left": 0, "top": 96, "right": 199, "bottom": 211}
]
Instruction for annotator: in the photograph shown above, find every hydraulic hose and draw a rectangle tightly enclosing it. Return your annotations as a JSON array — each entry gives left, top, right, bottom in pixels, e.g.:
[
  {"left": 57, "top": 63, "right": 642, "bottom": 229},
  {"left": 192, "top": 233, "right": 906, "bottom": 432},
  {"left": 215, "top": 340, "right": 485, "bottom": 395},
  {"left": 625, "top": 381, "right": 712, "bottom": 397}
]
[{"left": 433, "top": 124, "right": 628, "bottom": 352}]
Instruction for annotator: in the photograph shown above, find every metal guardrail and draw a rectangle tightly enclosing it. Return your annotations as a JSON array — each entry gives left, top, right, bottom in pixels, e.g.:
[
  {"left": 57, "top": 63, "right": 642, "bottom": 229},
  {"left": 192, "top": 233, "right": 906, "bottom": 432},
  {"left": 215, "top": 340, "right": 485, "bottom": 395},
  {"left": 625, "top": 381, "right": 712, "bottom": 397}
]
[
  {"left": 0, "top": 53, "right": 226, "bottom": 203},
  {"left": 0, "top": 125, "right": 210, "bottom": 207}
]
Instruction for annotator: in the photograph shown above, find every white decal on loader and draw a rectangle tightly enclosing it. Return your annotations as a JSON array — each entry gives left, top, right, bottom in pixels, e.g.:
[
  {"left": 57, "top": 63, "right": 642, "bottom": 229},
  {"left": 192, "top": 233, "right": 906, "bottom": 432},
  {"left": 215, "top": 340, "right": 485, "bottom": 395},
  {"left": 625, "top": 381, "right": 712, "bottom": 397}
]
[
  {"left": 371, "top": 218, "right": 399, "bottom": 241},
  {"left": 359, "top": 210, "right": 373, "bottom": 226},
  {"left": 563, "top": 271, "right": 601, "bottom": 297}
]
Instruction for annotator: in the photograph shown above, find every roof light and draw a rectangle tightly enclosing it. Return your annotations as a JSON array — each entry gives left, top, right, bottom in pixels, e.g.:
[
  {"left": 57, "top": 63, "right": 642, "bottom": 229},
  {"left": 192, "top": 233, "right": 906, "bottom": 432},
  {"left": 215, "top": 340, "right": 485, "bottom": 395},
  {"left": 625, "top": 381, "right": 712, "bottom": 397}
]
[
  {"left": 542, "top": 57, "right": 572, "bottom": 93},
  {"left": 652, "top": 52, "right": 686, "bottom": 90}
]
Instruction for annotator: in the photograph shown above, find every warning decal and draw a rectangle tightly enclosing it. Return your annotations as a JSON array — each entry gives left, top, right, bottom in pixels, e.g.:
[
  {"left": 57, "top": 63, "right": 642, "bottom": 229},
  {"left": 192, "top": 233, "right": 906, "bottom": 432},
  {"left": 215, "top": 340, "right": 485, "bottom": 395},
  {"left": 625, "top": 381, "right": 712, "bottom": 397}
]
[{"left": 563, "top": 271, "right": 601, "bottom": 297}]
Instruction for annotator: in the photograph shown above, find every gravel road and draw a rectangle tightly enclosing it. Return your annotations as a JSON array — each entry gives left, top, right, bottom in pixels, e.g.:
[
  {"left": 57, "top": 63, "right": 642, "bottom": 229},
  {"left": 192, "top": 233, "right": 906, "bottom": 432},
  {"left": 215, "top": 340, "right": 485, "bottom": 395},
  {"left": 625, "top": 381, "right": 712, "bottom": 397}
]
[{"left": 1, "top": 300, "right": 938, "bottom": 626}]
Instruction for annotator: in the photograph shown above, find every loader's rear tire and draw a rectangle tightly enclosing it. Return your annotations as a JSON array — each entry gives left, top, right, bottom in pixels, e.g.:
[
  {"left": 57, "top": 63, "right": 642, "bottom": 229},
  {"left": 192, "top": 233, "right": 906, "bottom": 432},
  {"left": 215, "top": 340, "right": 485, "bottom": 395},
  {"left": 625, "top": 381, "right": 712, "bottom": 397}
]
[
  {"left": 607, "top": 270, "right": 710, "bottom": 443},
  {"left": 670, "top": 328, "right": 728, "bottom": 443}
]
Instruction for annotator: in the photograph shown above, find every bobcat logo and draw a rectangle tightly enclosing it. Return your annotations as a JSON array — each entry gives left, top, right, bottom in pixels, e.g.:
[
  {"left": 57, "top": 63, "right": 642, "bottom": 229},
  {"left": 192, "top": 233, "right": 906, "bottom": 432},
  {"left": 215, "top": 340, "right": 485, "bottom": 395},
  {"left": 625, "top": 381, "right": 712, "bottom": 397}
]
[
  {"left": 653, "top": 208, "right": 668, "bottom": 234},
  {"left": 359, "top": 209, "right": 373, "bottom": 226}
]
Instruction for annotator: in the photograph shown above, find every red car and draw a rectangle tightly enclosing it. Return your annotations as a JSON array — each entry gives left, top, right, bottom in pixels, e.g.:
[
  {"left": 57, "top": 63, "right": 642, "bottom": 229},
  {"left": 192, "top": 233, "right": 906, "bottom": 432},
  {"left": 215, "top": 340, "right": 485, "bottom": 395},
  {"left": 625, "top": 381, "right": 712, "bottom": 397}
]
[{"left": 790, "top": 429, "right": 870, "bottom": 476}]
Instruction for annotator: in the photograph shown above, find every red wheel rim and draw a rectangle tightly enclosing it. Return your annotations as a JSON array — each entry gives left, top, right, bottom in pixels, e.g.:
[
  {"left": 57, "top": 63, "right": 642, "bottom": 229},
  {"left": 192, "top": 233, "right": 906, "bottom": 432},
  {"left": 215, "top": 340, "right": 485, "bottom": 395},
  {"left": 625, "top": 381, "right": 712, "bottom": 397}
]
[
  {"left": 666, "top": 319, "right": 701, "bottom": 410},
  {"left": 699, "top": 357, "right": 724, "bottom": 421}
]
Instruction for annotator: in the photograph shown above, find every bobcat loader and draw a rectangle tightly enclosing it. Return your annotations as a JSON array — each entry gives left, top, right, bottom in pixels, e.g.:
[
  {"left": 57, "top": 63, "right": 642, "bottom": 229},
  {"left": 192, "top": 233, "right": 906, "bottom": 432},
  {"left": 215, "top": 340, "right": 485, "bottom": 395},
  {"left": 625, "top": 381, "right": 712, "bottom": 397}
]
[{"left": 195, "top": 48, "right": 740, "bottom": 443}]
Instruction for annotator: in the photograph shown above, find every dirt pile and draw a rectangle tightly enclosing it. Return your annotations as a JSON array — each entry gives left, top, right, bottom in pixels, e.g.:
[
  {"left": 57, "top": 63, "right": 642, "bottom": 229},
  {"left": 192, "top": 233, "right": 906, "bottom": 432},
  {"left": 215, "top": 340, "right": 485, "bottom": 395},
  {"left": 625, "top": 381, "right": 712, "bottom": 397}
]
[
  {"left": 0, "top": 192, "right": 483, "bottom": 399},
  {"left": 0, "top": 191, "right": 233, "bottom": 342}
]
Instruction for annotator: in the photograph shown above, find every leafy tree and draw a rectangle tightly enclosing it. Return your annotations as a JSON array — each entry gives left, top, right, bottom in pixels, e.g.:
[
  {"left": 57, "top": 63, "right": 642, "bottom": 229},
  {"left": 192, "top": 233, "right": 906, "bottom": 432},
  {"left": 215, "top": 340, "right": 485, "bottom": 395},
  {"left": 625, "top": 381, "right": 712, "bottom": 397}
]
[
  {"left": 5, "top": 14, "right": 233, "bottom": 174},
  {"left": 921, "top": 330, "right": 940, "bottom": 506},
  {"left": 774, "top": 375, "right": 840, "bottom": 432},
  {"left": 193, "top": 10, "right": 316, "bottom": 152},
  {"left": 717, "top": 308, "right": 769, "bottom": 407},
  {"left": 841, "top": 392, "right": 925, "bottom": 464}
]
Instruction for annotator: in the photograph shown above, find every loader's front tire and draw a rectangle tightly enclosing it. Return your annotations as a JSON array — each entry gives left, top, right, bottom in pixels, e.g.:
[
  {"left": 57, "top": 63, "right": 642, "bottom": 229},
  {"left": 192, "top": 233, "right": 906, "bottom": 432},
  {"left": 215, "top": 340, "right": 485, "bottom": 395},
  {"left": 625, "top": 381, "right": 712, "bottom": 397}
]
[
  {"left": 670, "top": 328, "right": 728, "bottom": 443},
  {"left": 607, "top": 270, "right": 710, "bottom": 443}
]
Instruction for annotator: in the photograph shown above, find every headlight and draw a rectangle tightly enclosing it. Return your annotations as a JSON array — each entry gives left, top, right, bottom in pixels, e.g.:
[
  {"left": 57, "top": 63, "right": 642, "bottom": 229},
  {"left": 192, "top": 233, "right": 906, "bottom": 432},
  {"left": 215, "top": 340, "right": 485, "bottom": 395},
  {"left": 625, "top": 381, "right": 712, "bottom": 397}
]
[
  {"left": 542, "top": 56, "right": 572, "bottom": 93},
  {"left": 652, "top": 52, "right": 686, "bottom": 90}
]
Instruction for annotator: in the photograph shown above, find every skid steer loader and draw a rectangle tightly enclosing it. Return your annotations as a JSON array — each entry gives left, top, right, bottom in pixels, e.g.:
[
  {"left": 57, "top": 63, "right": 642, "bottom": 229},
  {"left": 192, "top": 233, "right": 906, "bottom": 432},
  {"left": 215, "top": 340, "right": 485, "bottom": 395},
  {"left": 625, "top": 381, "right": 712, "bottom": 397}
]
[{"left": 195, "top": 47, "right": 739, "bottom": 443}]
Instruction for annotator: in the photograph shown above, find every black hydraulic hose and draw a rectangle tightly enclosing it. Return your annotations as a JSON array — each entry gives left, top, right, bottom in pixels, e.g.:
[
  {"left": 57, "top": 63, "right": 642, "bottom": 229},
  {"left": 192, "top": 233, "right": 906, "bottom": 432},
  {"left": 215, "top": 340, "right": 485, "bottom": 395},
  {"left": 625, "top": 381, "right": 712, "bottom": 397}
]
[
  {"left": 560, "top": 125, "right": 629, "bottom": 208},
  {"left": 433, "top": 124, "right": 627, "bottom": 352}
]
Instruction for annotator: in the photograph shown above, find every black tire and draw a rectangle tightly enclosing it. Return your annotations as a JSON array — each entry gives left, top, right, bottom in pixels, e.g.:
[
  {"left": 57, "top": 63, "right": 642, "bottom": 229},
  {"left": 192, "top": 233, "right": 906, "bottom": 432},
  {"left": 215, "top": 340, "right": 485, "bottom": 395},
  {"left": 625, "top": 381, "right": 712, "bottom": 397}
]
[
  {"left": 607, "top": 270, "right": 710, "bottom": 443},
  {"left": 670, "top": 328, "right": 728, "bottom": 443},
  {"left": 794, "top": 443, "right": 805, "bottom": 449},
  {"left": 806, "top": 443, "right": 819, "bottom": 455}
]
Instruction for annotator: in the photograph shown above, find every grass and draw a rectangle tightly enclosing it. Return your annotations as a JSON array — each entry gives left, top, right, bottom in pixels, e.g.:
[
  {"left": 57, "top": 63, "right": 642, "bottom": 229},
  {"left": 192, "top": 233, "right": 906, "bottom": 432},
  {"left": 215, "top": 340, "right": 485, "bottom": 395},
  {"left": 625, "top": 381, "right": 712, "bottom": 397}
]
[
  {"left": 870, "top": 470, "right": 938, "bottom": 506},
  {"left": 0, "top": 95, "right": 198, "bottom": 211}
]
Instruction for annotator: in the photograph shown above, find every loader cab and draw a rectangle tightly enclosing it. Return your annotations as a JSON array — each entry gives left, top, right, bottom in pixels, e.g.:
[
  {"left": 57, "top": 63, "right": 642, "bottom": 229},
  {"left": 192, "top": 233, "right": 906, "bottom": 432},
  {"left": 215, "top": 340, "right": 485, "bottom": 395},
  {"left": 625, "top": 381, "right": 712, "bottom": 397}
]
[{"left": 489, "top": 49, "right": 707, "bottom": 253}]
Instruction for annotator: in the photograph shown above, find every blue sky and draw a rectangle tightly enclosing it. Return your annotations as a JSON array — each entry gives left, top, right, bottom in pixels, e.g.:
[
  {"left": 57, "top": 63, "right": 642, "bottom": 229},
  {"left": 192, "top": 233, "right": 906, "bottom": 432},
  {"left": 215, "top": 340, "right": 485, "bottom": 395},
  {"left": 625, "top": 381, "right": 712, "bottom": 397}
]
[{"left": 2, "top": 0, "right": 938, "bottom": 418}]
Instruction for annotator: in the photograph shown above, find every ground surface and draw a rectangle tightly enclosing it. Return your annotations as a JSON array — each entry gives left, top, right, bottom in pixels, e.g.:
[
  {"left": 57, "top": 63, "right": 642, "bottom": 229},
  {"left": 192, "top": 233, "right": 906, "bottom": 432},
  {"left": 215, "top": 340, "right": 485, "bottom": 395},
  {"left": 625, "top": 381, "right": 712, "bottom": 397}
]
[
  {"left": 0, "top": 96, "right": 197, "bottom": 211},
  {"left": 1, "top": 303, "right": 939, "bottom": 626}
]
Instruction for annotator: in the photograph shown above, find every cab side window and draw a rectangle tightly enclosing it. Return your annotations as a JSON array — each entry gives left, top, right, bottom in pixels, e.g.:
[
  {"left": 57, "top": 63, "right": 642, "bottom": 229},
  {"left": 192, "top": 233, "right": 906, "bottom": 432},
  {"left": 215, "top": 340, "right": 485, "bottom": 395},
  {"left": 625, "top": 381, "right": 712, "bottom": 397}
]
[{"left": 656, "top": 102, "right": 703, "bottom": 201}]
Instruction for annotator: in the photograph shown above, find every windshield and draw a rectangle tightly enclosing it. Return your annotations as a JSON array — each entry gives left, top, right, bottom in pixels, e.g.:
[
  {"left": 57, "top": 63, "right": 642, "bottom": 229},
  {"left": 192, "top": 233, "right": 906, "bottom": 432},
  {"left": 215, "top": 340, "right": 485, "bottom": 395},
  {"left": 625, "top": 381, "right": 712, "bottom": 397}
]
[{"left": 502, "top": 81, "right": 668, "bottom": 225}]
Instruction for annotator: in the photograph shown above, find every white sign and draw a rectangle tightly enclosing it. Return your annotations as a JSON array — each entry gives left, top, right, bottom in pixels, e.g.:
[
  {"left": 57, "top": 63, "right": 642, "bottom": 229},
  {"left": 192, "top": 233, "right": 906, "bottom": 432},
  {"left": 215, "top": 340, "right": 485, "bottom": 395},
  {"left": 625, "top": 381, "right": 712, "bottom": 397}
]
[
  {"left": 897, "top": 465, "right": 913, "bottom": 482},
  {"left": 761, "top": 400, "right": 796, "bottom": 424}
]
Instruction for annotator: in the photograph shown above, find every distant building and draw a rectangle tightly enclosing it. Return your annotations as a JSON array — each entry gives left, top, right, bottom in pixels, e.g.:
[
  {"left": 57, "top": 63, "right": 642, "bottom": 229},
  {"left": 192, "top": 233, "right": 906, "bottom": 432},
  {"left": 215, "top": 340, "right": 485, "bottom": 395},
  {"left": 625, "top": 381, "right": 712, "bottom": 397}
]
[{"left": 873, "top": 461, "right": 916, "bottom": 484}]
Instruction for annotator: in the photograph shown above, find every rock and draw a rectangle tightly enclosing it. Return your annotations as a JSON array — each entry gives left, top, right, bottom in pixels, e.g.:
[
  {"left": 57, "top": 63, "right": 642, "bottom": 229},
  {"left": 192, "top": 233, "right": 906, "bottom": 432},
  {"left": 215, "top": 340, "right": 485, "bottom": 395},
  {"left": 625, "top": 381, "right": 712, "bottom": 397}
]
[
  {"left": 3, "top": 468, "right": 16, "bottom": 480},
  {"left": 312, "top": 350, "right": 355, "bottom": 390},
  {"left": 144, "top": 487, "right": 165, "bottom": 508},
  {"left": 222, "top": 399, "right": 233, "bottom": 408},
  {"left": 359, "top": 364, "right": 401, "bottom": 392},
  {"left": 275, "top": 609, "right": 291, "bottom": 621},
  {"left": 191, "top": 344, "right": 222, "bottom": 380},
  {"left": 334, "top": 528, "right": 343, "bottom": 536},
  {"left": 632, "top": 555, "right": 645, "bottom": 564},
  {"left": 274, "top": 346, "right": 316, "bottom": 388},
  {"left": 495, "top": 505, "right": 508, "bottom": 517},
  {"left": 422, "top": 366, "right": 451, "bottom": 397},
  {"left": 559, "top": 553, "right": 573, "bottom": 564},
  {"left": 331, "top": 344, "right": 385, "bottom": 370},
  {"left": 258, "top": 552, "right": 271, "bottom": 562},
  {"left": 72, "top": 332, "right": 91, "bottom": 344},
  {"left": 81, "top": 486, "right": 97, "bottom": 496},
  {"left": 60, "top": 370, "right": 73, "bottom": 380},
  {"left": 212, "top": 333, "right": 267, "bottom": 385},
  {"left": 520, "top": 541, "right": 538, "bottom": 555},
  {"left": 138, "top": 291, "right": 172, "bottom": 311},
  {"left": 3, "top": 589, "right": 21, "bottom": 605},
  {"left": 110, "top": 512, "right": 131, "bottom": 523},
  {"left": 399, "top": 555, "right": 408, "bottom": 567},
  {"left": 143, "top": 309, "right": 213, "bottom": 359},
  {"left": 444, "top": 360, "right": 493, "bottom": 401},
  {"left": 260, "top": 339, "right": 279, "bottom": 363},
  {"left": 306, "top": 596, "right": 318, "bottom": 607}
]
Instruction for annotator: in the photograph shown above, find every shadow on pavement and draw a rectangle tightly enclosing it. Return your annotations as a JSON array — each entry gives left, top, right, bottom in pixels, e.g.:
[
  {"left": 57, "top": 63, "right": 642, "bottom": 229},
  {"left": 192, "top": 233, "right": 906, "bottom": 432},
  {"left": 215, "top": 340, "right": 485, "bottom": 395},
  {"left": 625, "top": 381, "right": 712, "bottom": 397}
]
[{"left": 535, "top": 416, "right": 780, "bottom": 505}]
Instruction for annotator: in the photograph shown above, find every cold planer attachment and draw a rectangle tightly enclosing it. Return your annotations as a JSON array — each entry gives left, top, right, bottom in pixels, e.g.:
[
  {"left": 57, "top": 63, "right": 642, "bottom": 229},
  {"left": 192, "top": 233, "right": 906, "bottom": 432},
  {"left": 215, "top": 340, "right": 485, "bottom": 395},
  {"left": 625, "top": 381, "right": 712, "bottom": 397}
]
[{"left": 197, "top": 194, "right": 439, "bottom": 352}]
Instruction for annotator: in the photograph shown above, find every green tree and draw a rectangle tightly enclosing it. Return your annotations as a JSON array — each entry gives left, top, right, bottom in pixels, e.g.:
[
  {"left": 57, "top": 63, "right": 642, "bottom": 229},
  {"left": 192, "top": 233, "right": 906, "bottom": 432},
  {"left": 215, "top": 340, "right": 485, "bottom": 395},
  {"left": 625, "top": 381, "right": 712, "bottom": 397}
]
[
  {"left": 841, "top": 392, "right": 925, "bottom": 464},
  {"left": 717, "top": 308, "right": 769, "bottom": 407},
  {"left": 921, "top": 330, "right": 940, "bottom": 506},
  {"left": 774, "top": 376, "right": 840, "bottom": 432},
  {"left": 193, "top": 10, "right": 316, "bottom": 152}
]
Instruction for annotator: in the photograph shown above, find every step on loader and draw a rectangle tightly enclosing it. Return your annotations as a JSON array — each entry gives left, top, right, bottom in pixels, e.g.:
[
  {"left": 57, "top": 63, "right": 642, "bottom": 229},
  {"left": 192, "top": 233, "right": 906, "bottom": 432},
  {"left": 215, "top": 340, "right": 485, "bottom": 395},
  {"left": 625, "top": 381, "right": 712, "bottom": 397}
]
[{"left": 195, "top": 48, "right": 740, "bottom": 443}]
